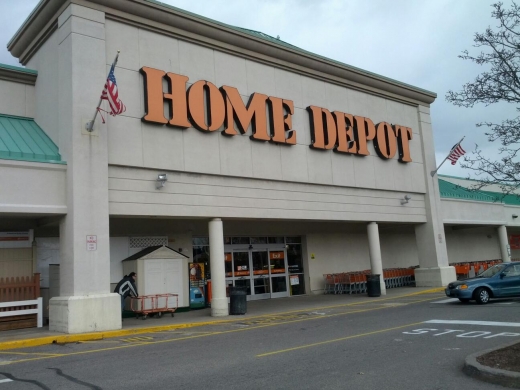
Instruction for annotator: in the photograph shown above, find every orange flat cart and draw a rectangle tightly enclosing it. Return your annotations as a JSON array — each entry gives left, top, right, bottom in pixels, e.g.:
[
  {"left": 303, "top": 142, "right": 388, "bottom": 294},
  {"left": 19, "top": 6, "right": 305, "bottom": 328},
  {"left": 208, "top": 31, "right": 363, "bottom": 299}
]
[{"left": 130, "top": 293, "right": 178, "bottom": 320}]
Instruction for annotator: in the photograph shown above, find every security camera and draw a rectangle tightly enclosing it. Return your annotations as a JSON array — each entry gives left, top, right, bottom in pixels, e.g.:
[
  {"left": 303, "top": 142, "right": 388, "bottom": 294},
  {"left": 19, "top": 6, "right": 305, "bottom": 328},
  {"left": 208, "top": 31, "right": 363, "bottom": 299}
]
[{"left": 404, "top": 195, "right": 411, "bottom": 201}]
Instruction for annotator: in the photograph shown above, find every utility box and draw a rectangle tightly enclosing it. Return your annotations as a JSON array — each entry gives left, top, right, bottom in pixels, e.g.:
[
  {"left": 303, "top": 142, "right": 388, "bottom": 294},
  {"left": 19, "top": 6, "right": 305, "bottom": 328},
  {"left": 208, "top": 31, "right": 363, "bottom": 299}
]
[{"left": 121, "top": 246, "right": 189, "bottom": 309}]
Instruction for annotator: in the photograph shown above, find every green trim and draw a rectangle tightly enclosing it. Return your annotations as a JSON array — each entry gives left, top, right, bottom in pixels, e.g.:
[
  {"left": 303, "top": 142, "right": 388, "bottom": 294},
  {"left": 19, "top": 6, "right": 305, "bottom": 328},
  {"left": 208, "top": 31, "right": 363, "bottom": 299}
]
[
  {"left": 437, "top": 174, "right": 469, "bottom": 180},
  {"left": 144, "top": 0, "right": 435, "bottom": 97},
  {"left": 438, "top": 179, "right": 520, "bottom": 206},
  {"left": 438, "top": 179, "right": 497, "bottom": 203},
  {"left": 0, "top": 63, "right": 37, "bottom": 75},
  {"left": 479, "top": 191, "right": 520, "bottom": 206},
  {"left": 438, "top": 174, "right": 520, "bottom": 205},
  {"left": 0, "top": 114, "right": 64, "bottom": 164}
]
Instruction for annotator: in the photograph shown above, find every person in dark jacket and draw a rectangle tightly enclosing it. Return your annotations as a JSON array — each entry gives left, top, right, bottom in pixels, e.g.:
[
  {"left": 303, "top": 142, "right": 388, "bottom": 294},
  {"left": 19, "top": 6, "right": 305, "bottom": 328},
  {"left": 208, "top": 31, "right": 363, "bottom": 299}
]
[{"left": 114, "top": 272, "right": 138, "bottom": 312}]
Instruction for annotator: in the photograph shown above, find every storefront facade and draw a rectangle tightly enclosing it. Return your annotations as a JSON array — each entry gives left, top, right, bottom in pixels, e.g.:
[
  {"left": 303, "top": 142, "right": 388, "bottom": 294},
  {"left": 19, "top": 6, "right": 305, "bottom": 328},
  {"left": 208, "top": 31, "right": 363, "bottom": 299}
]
[{"left": 2, "top": 0, "right": 515, "bottom": 334}]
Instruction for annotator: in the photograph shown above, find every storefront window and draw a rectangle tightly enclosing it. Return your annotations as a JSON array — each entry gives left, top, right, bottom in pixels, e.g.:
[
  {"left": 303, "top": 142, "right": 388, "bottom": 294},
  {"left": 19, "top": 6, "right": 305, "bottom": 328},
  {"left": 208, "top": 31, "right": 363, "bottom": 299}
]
[
  {"left": 231, "top": 237, "right": 250, "bottom": 245},
  {"left": 192, "top": 244, "right": 210, "bottom": 279},
  {"left": 250, "top": 236, "right": 268, "bottom": 244},
  {"left": 287, "top": 243, "right": 305, "bottom": 296},
  {"left": 233, "top": 252, "right": 250, "bottom": 276},
  {"left": 193, "top": 237, "right": 209, "bottom": 246},
  {"left": 287, "top": 244, "right": 303, "bottom": 273},
  {"left": 194, "top": 235, "right": 305, "bottom": 296},
  {"left": 289, "top": 274, "right": 305, "bottom": 295},
  {"left": 224, "top": 253, "right": 232, "bottom": 277}
]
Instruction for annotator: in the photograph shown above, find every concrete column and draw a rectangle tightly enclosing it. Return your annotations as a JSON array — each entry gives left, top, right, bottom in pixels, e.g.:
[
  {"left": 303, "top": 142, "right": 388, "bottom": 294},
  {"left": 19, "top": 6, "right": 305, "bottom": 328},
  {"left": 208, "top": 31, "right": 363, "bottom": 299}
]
[
  {"left": 209, "top": 218, "right": 228, "bottom": 317},
  {"left": 413, "top": 105, "right": 456, "bottom": 287},
  {"left": 367, "top": 222, "right": 386, "bottom": 295},
  {"left": 498, "top": 225, "right": 511, "bottom": 263},
  {"left": 49, "top": 4, "right": 120, "bottom": 333}
]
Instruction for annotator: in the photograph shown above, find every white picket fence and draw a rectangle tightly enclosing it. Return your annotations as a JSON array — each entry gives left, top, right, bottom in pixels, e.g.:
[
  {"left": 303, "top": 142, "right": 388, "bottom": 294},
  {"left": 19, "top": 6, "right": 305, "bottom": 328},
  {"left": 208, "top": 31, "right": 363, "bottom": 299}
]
[{"left": 0, "top": 298, "right": 43, "bottom": 328}]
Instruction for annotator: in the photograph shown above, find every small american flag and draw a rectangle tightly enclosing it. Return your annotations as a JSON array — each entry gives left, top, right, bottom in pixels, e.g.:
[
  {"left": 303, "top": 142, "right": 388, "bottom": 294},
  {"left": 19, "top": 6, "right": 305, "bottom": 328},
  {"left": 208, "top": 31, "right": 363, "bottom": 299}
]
[
  {"left": 447, "top": 143, "right": 466, "bottom": 165},
  {"left": 101, "top": 63, "right": 126, "bottom": 116}
]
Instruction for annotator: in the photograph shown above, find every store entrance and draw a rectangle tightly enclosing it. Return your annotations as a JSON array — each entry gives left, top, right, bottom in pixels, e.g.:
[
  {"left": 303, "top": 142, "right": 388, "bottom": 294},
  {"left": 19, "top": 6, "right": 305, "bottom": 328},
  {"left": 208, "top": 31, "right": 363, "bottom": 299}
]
[{"left": 225, "top": 247, "right": 289, "bottom": 300}]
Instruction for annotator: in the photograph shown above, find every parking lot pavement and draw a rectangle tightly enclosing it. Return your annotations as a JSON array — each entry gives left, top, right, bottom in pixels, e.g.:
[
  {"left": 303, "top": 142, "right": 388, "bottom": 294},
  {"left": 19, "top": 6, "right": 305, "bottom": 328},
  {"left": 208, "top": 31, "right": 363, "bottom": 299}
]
[{"left": 0, "top": 287, "right": 444, "bottom": 352}]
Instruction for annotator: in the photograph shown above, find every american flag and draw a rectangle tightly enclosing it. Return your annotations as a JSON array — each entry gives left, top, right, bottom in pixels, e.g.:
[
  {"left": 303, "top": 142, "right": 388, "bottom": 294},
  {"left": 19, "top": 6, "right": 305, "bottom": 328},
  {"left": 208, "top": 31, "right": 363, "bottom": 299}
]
[
  {"left": 447, "top": 143, "right": 466, "bottom": 165},
  {"left": 101, "top": 63, "right": 126, "bottom": 116}
]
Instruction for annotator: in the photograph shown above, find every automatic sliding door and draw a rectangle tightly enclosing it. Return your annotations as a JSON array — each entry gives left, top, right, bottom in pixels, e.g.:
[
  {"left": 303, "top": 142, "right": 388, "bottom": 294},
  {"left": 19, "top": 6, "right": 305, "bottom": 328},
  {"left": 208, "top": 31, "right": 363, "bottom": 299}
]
[
  {"left": 269, "top": 250, "right": 289, "bottom": 298},
  {"left": 251, "top": 250, "right": 270, "bottom": 300},
  {"left": 233, "top": 251, "right": 251, "bottom": 295},
  {"left": 224, "top": 245, "right": 290, "bottom": 300}
]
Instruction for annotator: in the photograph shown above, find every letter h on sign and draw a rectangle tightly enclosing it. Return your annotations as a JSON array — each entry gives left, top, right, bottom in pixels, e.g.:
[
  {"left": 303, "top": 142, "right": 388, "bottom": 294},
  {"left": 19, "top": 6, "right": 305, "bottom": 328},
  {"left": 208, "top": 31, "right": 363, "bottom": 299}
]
[{"left": 140, "top": 67, "right": 296, "bottom": 145}]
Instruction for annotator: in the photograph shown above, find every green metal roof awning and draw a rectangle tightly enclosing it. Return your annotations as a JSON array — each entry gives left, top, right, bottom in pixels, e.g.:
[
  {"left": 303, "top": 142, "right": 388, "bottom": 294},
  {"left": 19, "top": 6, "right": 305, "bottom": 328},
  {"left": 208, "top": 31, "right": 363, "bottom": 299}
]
[
  {"left": 479, "top": 190, "right": 520, "bottom": 206},
  {"left": 439, "top": 178, "right": 520, "bottom": 206},
  {"left": 438, "top": 179, "right": 496, "bottom": 202},
  {"left": 0, "top": 114, "right": 64, "bottom": 164}
]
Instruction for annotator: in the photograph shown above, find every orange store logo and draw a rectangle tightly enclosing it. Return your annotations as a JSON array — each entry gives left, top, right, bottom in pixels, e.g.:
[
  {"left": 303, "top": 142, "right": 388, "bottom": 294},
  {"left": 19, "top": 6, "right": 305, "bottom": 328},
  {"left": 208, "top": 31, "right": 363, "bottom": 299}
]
[{"left": 140, "top": 67, "right": 413, "bottom": 163}]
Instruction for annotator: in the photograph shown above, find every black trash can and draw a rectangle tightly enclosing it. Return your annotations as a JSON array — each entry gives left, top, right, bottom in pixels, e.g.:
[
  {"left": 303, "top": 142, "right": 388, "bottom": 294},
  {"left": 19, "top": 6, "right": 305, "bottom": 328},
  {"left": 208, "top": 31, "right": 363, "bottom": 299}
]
[
  {"left": 366, "top": 274, "right": 381, "bottom": 297},
  {"left": 229, "top": 286, "right": 247, "bottom": 315}
]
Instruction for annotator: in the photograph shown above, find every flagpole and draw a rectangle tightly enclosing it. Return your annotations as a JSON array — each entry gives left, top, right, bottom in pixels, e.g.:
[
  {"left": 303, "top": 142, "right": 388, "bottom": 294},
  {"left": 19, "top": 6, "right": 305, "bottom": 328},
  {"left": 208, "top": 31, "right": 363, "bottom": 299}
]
[
  {"left": 430, "top": 136, "right": 465, "bottom": 177},
  {"left": 86, "top": 51, "right": 120, "bottom": 132}
]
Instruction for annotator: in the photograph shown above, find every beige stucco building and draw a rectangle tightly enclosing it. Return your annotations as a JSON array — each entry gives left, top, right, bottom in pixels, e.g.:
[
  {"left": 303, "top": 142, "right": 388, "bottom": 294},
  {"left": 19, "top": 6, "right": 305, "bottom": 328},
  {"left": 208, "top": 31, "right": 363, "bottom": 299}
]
[{"left": 1, "top": 0, "right": 519, "bottom": 334}]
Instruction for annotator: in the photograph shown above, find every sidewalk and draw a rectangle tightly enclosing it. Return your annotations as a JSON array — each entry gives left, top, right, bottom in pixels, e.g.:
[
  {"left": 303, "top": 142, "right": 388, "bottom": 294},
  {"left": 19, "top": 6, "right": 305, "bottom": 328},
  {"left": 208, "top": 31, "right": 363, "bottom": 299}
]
[{"left": 0, "top": 287, "right": 443, "bottom": 350}]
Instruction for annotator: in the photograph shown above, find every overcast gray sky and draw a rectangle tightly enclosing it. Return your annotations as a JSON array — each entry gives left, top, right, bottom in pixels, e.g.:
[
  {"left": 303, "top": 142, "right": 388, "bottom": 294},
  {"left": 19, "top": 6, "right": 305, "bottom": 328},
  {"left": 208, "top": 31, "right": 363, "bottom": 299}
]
[{"left": 0, "top": 0, "right": 514, "bottom": 177}]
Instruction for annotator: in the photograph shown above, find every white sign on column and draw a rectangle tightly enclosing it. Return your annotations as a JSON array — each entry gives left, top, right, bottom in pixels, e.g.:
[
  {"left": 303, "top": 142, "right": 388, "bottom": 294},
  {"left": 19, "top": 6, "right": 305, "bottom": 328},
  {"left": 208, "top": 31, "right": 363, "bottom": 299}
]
[{"left": 86, "top": 235, "right": 97, "bottom": 251}]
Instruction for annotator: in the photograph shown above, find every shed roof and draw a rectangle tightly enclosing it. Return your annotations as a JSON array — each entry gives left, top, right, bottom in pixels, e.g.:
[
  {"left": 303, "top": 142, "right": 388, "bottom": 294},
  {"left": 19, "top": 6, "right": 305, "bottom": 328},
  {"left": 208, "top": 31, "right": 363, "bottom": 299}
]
[{"left": 122, "top": 245, "right": 188, "bottom": 261}]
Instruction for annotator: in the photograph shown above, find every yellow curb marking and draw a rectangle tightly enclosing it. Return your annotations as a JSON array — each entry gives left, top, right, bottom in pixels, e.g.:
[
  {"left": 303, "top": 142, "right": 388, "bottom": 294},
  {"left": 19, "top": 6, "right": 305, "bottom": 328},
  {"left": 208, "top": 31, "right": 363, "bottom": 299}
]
[
  {"left": 256, "top": 321, "right": 424, "bottom": 357},
  {"left": 0, "top": 296, "right": 437, "bottom": 365},
  {"left": 0, "top": 290, "right": 444, "bottom": 351}
]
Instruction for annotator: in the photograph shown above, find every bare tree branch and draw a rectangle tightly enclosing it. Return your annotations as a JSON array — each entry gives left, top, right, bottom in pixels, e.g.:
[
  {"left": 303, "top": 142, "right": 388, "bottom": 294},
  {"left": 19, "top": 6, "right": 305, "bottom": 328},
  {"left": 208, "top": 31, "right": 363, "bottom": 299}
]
[{"left": 446, "top": 2, "right": 520, "bottom": 197}]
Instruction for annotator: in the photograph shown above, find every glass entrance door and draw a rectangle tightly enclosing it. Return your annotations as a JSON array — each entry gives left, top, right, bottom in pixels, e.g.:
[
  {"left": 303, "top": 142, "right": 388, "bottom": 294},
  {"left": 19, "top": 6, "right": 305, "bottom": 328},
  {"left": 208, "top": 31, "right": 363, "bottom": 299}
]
[
  {"left": 232, "top": 251, "right": 251, "bottom": 295},
  {"left": 251, "top": 250, "right": 270, "bottom": 300},
  {"left": 269, "top": 250, "right": 289, "bottom": 298},
  {"left": 224, "top": 246, "right": 290, "bottom": 300}
]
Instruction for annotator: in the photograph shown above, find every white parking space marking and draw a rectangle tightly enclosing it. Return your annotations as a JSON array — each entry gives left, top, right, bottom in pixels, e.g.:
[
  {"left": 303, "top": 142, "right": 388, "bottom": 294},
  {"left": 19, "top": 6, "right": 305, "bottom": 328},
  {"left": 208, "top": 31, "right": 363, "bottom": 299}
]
[
  {"left": 432, "top": 299, "right": 518, "bottom": 304},
  {"left": 0, "top": 379, "right": 13, "bottom": 383},
  {"left": 403, "top": 328, "right": 520, "bottom": 338},
  {"left": 425, "top": 320, "right": 520, "bottom": 327},
  {"left": 432, "top": 298, "right": 459, "bottom": 304}
]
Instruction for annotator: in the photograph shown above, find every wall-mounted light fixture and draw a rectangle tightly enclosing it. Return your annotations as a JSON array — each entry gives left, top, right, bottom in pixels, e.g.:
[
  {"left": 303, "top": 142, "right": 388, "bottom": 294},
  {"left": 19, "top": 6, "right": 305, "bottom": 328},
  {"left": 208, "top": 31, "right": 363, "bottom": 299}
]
[
  {"left": 249, "top": 244, "right": 253, "bottom": 250},
  {"left": 178, "top": 248, "right": 183, "bottom": 253},
  {"left": 156, "top": 173, "right": 167, "bottom": 189},
  {"left": 401, "top": 194, "right": 411, "bottom": 205},
  {"left": 513, "top": 214, "right": 518, "bottom": 219}
]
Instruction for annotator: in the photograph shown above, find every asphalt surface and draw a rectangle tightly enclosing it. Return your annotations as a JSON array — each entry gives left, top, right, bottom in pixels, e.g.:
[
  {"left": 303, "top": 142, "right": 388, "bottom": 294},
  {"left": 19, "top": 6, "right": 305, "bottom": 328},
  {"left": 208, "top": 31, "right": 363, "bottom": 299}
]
[{"left": 1, "top": 291, "right": 519, "bottom": 389}]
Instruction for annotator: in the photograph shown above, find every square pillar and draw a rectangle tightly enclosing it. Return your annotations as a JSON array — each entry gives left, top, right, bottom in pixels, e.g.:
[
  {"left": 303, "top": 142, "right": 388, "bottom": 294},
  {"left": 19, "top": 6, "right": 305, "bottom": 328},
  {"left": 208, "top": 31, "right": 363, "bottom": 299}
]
[
  {"left": 414, "top": 106, "right": 455, "bottom": 286},
  {"left": 49, "top": 4, "right": 120, "bottom": 333}
]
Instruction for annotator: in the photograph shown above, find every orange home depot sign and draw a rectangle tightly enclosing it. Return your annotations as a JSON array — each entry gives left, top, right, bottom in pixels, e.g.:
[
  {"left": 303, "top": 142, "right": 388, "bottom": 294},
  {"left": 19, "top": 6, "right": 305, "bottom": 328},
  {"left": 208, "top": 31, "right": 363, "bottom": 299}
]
[{"left": 140, "top": 67, "right": 413, "bottom": 162}]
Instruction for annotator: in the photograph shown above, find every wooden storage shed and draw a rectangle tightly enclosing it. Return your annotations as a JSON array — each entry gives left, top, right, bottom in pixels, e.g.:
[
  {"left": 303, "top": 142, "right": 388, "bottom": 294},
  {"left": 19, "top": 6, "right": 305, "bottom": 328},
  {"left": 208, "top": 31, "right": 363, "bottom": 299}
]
[{"left": 121, "top": 246, "right": 189, "bottom": 308}]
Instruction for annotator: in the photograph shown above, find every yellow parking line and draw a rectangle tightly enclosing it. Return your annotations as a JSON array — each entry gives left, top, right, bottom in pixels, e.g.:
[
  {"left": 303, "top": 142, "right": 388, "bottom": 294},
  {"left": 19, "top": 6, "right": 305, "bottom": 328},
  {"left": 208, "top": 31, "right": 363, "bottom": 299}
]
[
  {"left": 2, "top": 296, "right": 438, "bottom": 365},
  {"left": 0, "top": 290, "right": 444, "bottom": 351},
  {"left": 0, "top": 351, "right": 63, "bottom": 356},
  {"left": 257, "top": 321, "right": 424, "bottom": 357}
]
